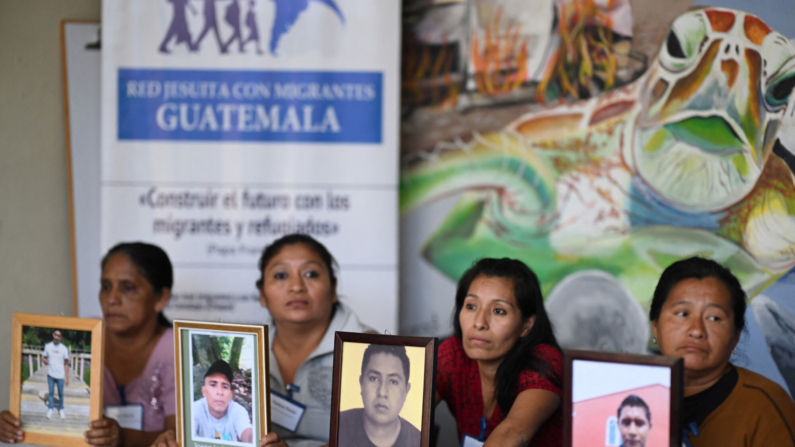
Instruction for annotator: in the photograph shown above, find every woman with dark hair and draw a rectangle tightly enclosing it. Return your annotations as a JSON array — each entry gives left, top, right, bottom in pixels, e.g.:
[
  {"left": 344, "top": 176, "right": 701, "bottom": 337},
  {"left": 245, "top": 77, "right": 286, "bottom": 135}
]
[
  {"left": 149, "top": 234, "right": 372, "bottom": 447},
  {"left": 436, "top": 258, "right": 562, "bottom": 446},
  {"left": 0, "top": 242, "right": 176, "bottom": 447},
  {"left": 650, "top": 257, "right": 795, "bottom": 446},
  {"left": 256, "top": 234, "right": 372, "bottom": 447}
]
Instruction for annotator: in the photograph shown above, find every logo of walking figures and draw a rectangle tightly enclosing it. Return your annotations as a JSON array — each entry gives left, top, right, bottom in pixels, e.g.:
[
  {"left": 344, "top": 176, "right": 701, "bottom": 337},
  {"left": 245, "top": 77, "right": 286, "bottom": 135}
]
[{"left": 159, "top": 0, "right": 346, "bottom": 56}]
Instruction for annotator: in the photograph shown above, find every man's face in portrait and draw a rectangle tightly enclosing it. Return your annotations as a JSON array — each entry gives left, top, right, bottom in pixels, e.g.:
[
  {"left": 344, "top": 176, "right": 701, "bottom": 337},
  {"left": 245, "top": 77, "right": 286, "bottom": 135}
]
[
  {"left": 52, "top": 331, "right": 62, "bottom": 345},
  {"left": 359, "top": 352, "right": 410, "bottom": 426},
  {"left": 618, "top": 405, "right": 651, "bottom": 447},
  {"left": 202, "top": 372, "right": 233, "bottom": 419}
]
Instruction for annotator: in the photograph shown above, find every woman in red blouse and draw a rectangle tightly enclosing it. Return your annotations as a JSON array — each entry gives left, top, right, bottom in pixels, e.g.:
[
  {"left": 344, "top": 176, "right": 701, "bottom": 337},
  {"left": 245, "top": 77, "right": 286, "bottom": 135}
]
[{"left": 436, "top": 258, "right": 562, "bottom": 447}]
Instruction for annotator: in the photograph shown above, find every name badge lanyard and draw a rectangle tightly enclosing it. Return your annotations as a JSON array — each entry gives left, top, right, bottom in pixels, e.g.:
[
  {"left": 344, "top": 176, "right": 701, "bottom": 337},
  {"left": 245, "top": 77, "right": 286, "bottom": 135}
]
[
  {"left": 461, "top": 418, "right": 487, "bottom": 447},
  {"left": 479, "top": 417, "right": 487, "bottom": 442},
  {"left": 270, "top": 383, "right": 307, "bottom": 433},
  {"left": 286, "top": 383, "right": 300, "bottom": 400}
]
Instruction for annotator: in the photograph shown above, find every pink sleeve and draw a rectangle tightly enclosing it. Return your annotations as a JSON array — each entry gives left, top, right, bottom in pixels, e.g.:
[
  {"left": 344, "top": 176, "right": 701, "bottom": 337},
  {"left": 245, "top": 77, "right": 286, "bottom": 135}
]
[
  {"left": 160, "top": 361, "right": 176, "bottom": 417},
  {"left": 158, "top": 329, "right": 177, "bottom": 417}
]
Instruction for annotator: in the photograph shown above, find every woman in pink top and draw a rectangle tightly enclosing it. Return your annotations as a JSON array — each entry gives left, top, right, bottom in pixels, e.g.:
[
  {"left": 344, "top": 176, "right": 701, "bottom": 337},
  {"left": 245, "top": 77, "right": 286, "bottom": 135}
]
[{"left": 0, "top": 242, "right": 176, "bottom": 447}]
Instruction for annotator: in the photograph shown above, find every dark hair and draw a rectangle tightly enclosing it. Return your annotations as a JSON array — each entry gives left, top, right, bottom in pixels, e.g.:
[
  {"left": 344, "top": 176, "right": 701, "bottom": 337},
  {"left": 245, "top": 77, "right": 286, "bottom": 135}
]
[
  {"left": 453, "top": 258, "right": 561, "bottom": 416},
  {"left": 360, "top": 344, "right": 410, "bottom": 384},
  {"left": 255, "top": 234, "right": 338, "bottom": 289},
  {"left": 649, "top": 257, "right": 746, "bottom": 333},
  {"left": 101, "top": 242, "right": 173, "bottom": 327},
  {"left": 617, "top": 394, "right": 651, "bottom": 423},
  {"left": 204, "top": 359, "right": 234, "bottom": 383}
]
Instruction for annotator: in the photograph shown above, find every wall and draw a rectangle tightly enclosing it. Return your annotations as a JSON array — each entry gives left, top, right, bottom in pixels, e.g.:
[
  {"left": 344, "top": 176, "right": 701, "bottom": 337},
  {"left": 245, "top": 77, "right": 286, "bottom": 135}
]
[{"left": 0, "top": 0, "right": 101, "bottom": 420}]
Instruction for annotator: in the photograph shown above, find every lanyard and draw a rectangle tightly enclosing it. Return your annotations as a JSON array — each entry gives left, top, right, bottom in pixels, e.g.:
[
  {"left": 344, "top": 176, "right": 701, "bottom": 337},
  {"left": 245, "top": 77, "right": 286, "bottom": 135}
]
[
  {"left": 118, "top": 385, "right": 127, "bottom": 406},
  {"left": 286, "top": 383, "right": 301, "bottom": 400},
  {"left": 683, "top": 422, "right": 700, "bottom": 447},
  {"left": 478, "top": 417, "right": 487, "bottom": 442}
]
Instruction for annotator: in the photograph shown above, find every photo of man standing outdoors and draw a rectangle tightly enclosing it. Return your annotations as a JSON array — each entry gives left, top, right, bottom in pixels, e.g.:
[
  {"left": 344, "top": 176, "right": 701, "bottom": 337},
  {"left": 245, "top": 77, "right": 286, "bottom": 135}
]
[
  {"left": 42, "top": 330, "right": 69, "bottom": 420},
  {"left": 617, "top": 395, "right": 651, "bottom": 447},
  {"left": 338, "top": 344, "right": 420, "bottom": 447}
]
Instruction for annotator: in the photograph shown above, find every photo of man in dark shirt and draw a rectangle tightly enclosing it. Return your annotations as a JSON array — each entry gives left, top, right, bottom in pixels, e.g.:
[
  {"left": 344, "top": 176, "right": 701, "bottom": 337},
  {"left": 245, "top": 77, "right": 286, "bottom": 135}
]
[{"left": 338, "top": 344, "right": 421, "bottom": 447}]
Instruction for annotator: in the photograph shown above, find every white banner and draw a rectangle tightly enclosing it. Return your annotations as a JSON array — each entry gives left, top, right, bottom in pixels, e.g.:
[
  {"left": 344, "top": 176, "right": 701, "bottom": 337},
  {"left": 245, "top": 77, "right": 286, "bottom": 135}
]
[{"left": 100, "top": 0, "right": 400, "bottom": 332}]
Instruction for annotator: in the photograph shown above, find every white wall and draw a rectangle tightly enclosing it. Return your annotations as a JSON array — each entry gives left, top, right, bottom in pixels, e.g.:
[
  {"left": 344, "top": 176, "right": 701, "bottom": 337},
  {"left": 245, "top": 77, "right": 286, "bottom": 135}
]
[{"left": 0, "top": 0, "right": 101, "bottom": 420}]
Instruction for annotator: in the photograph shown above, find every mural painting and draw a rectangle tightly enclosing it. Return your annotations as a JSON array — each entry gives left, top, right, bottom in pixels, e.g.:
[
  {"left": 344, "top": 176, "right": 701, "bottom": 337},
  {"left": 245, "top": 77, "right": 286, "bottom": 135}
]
[{"left": 399, "top": 0, "right": 795, "bottom": 392}]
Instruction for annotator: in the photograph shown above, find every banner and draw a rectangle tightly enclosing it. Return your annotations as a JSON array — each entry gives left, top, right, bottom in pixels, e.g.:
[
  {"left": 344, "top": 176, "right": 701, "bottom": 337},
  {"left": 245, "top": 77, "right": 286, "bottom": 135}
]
[{"left": 101, "top": 0, "right": 400, "bottom": 331}]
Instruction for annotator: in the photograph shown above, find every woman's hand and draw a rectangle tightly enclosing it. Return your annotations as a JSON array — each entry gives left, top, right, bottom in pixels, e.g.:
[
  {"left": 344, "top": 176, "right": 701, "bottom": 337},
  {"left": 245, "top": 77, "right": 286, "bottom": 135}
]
[
  {"left": 258, "top": 432, "right": 289, "bottom": 447},
  {"left": 0, "top": 411, "right": 23, "bottom": 444},
  {"left": 150, "top": 429, "right": 178, "bottom": 447},
  {"left": 84, "top": 417, "right": 123, "bottom": 447}
]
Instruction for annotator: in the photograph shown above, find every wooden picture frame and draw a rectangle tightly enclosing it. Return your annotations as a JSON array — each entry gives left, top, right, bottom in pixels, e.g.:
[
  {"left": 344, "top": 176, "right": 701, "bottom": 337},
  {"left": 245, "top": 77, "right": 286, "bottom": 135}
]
[
  {"left": 563, "top": 350, "right": 683, "bottom": 447},
  {"left": 329, "top": 332, "right": 437, "bottom": 447},
  {"left": 174, "top": 320, "right": 270, "bottom": 447},
  {"left": 9, "top": 313, "right": 104, "bottom": 447}
]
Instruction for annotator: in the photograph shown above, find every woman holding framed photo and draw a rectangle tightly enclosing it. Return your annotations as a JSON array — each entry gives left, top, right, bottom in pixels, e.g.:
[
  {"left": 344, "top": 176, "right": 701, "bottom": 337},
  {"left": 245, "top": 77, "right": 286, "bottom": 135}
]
[
  {"left": 256, "top": 234, "right": 372, "bottom": 447},
  {"left": 148, "top": 234, "right": 373, "bottom": 447},
  {"left": 0, "top": 242, "right": 176, "bottom": 447},
  {"left": 650, "top": 257, "right": 795, "bottom": 446},
  {"left": 436, "top": 258, "right": 563, "bottom": 447}
]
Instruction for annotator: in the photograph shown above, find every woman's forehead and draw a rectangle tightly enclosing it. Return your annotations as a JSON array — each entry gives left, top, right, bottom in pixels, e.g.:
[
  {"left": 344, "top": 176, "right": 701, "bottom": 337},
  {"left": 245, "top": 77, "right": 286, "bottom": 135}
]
[
  {"left": 268, "top": 243, "right": 326, "bottom": 267},
  {"left": 467, "top": 275, "right": 517, "bottom": 303},
  {"left": 666, "top": 277, "right": 733, "bottom": 310}
]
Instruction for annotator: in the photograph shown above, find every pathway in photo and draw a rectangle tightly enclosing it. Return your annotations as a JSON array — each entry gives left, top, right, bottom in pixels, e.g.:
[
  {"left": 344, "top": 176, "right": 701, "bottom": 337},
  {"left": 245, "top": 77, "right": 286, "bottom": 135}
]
[{"left": 20, "top": 364, "right": 90, "bottom": 437}]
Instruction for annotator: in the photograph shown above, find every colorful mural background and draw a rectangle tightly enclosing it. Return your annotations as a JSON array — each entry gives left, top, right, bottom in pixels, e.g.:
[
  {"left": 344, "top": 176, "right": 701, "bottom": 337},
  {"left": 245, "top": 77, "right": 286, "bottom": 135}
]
[{"left": 399, "top": 0, "right": 795, "bottom": 394}]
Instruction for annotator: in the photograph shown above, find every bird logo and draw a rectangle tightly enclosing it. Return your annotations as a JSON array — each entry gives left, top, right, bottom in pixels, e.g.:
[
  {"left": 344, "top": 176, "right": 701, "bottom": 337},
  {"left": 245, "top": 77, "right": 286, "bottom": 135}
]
[{"left": 269, "top": 0, "right": 345, "bottom": 55}]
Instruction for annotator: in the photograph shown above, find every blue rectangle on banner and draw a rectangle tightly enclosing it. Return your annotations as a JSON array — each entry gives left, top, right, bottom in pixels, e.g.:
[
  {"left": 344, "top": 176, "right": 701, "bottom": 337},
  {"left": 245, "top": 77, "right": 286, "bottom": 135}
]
[{"left": 118, "top": 69, "right": 382, "bottom": 143}]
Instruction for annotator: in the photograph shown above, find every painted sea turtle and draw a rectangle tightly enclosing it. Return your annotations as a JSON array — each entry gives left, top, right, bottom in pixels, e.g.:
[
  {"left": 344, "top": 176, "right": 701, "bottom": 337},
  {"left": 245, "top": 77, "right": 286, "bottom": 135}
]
[{"left": 401, "top": 7, "right": 795, "bottom": 312}]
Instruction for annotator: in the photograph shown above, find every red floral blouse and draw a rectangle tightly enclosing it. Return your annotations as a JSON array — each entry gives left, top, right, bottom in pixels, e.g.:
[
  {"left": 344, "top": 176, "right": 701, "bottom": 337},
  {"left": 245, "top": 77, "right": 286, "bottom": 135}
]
[{"left": 436, "top": 336, "right": 563, "bottom": 446}]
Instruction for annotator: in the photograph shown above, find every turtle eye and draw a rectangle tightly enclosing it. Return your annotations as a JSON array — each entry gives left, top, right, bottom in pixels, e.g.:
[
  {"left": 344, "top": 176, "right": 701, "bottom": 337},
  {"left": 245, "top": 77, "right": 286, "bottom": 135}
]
[
  {"left": 761, "top": 32, "right": 795, "bottom": 110},
  {"left": 660, "top": 11, "right": 708, "bottom": 72},
  {"left": 766, "top": 74, "right": 795, "bottom": 107},
  {"left": 667, "top": 30, "right": 687, "bottom": 59}
]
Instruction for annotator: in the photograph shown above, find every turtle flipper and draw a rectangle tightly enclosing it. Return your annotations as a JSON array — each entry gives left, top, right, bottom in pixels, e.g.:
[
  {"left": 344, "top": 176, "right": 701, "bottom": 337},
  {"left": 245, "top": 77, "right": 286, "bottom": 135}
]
[{"left": 401, "top": 132, "right": 558, "bottom": 235}]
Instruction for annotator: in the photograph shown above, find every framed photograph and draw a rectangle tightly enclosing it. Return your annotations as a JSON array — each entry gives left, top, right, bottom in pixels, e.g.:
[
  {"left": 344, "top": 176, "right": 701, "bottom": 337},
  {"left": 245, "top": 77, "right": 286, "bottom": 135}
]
[
  {"left": 173, "top": 320, "right": 269, "bottom": 447},
  {"left": 329, "top": 332, "right": 437, "bottom": 447},
  {"left": 563, "top": 350, "right": 683, "bottom": 447},
  {"left": 9, "top": 313, "right": 104, "bottom": 447}
]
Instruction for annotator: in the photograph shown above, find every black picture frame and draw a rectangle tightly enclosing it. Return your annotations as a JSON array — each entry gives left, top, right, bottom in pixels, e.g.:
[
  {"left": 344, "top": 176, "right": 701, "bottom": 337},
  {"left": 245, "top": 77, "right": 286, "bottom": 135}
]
[{"left": 329, "top": 332, "right": 438, "bottom": 447}]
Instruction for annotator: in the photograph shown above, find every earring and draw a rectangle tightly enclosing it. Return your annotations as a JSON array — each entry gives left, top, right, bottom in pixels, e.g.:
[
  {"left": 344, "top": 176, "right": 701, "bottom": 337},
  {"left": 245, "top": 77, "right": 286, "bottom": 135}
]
[{"left": 653, "top": 337, "right": 657, "bottom": 344}]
